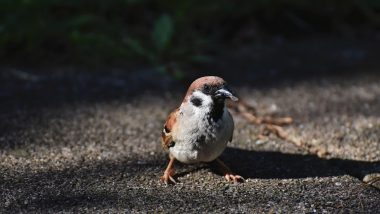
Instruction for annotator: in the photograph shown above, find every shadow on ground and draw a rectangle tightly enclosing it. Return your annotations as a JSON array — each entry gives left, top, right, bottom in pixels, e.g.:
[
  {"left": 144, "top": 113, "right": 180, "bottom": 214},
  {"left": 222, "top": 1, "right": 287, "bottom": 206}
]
[
  {"left": 2, "top": 147, "right": 379, "bottom": 211},
  {"left": 217, "top": 148, "right": 380, "bottom": 180}
]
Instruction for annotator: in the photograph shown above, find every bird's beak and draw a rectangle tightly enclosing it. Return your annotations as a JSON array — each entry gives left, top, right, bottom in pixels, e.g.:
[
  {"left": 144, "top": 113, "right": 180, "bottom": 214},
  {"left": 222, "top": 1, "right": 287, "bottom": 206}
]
[{"left": 215, "top": 88, "right": 239, "bottom": 101}]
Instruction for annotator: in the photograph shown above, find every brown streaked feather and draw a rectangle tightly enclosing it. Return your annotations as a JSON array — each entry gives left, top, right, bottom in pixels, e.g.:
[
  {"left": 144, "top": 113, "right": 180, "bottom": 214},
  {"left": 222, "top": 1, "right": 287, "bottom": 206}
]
[{"left": 161, "top": 108, "right": 179, "bottom": 150}]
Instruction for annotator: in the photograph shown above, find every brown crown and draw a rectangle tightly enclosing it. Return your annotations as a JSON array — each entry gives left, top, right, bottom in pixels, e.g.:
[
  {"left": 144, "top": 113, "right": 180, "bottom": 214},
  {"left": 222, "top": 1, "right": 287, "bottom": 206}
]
[{"left": 184, "top": 76, "right": 226, "bottom": 101}]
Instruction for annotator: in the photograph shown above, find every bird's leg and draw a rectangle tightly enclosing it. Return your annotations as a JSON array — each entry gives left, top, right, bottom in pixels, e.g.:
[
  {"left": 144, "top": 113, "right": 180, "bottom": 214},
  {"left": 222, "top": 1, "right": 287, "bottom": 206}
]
[
  {"left": 215, "top": 158, "right": 244, "bottom": 183},
  {"left": 160, "top": 156, "right": 176, "bottom": 184}
]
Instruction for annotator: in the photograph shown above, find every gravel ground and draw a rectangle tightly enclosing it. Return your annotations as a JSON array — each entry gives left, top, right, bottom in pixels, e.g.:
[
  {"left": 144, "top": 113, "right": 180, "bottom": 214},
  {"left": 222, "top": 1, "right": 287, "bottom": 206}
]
[{"left": 1, "top": 38, "right": 380, "bottom": 213}]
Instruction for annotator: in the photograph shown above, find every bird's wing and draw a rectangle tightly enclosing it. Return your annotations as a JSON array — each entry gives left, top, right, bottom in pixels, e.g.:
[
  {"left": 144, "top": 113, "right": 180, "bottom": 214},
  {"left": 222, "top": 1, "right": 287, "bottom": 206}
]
[{"left": 161, "top": 108, "right": 179, "bottom": 150}]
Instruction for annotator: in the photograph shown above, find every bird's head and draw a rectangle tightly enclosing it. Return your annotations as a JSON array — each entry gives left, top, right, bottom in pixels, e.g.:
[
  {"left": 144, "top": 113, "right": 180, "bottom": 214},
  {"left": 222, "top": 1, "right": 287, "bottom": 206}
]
[{"left": 184, "top": 76, "right": 238, "bottom": 107}]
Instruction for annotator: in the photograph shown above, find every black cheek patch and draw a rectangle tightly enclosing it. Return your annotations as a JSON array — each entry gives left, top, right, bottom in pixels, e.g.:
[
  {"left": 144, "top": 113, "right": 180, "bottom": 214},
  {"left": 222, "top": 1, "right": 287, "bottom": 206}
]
[{"left": 191, "top": 97, "right": 203, "bottom": 107}]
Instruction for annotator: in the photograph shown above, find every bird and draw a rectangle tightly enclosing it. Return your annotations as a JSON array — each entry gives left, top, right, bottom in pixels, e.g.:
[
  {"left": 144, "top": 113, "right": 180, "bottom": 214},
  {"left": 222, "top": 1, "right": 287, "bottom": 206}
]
[{"left": 160, "top": 76, "right": 244, "bottom": 184}]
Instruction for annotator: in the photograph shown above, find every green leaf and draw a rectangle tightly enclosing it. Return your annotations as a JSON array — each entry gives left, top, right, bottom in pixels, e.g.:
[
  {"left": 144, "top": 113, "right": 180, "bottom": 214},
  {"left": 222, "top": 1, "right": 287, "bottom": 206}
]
[
  {"left": 190, "top": 54, "right": 212, "bottom": 63},
  {"left": 123, "top": 37, "right": 155, "bottom": 62},
  {"left": 123, "top": 37, "right": 145, "bottom": 55},
  {"left": 152, "top": 14, "right": 173, "bottom": 52},
  {"left": 67, "top": 14, "right": 97, "bottom": 28},
  {"left": 155, "top": 65, "right": 167, "bottom": 74},
  {"left": 173, "top": 68, "right": 185, "bottom": 80}
]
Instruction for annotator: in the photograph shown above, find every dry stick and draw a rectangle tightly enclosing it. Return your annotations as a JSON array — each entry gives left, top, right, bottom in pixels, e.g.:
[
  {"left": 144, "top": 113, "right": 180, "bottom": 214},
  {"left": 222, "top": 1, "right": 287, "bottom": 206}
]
[
  {"left": 264, "top": 124, "right": 304, "bottom": 148},
  {"left": 228, "top": 100, "right": 294, "bottom": 139},
  {"left": 229, "top": 100, "right": 327, "bottom": 157},
  {"left": 228, "top": 100, "right": 293, "bottom": 126}
]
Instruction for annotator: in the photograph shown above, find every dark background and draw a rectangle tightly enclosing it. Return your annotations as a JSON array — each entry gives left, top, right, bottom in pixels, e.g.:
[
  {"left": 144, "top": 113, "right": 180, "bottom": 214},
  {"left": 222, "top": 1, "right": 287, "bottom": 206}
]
[{"left": 1, "top": 0, "right": 380, "bottom": 79}]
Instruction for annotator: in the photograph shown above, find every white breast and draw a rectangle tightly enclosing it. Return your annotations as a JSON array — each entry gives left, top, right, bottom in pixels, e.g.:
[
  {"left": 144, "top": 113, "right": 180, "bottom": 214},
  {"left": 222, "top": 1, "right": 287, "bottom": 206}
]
[{"left": 170, "top": 92, "right": 234, "bottom": 164}]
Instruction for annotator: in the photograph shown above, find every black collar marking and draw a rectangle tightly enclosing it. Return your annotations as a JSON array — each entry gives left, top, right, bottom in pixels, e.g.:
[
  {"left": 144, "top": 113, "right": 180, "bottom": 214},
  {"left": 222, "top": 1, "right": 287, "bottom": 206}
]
[{"left": 209, "top": 98, "right": 225, "bottom": 122}]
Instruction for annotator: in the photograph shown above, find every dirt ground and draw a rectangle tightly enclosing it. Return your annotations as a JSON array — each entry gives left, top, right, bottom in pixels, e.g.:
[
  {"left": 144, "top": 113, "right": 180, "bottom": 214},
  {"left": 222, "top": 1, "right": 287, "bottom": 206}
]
[{"left": 1, "top": 37, "right": 380, "bottom": 213}]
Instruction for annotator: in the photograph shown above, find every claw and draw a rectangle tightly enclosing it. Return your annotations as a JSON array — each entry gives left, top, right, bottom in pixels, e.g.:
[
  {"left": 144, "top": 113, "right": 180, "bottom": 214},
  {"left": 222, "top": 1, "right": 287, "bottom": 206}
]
[
  {"left": 160, "top": 167, "right": 176, "bottom": 185},
  {"left": 215, "top": 158, "right": 244, "bottom": 183},
  {"left": 160, "top": 157, "right": 176, "bottom": 185},
  {"left": 225, "top": 173, "right": 244, "bottom": 183},
  {"left": 160, "top": 174, "right": 177, "bottom": 185}
]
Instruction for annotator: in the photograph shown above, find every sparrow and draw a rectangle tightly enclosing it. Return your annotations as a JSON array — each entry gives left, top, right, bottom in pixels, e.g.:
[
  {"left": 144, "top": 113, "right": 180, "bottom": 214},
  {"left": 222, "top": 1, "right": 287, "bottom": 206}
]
[{"left": 160, "top": 76, "right": 244, "bottom": 184}]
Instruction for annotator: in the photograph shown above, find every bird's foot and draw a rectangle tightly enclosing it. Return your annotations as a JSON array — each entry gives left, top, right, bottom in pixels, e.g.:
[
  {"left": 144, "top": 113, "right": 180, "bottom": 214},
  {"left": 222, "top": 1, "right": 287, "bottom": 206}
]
[
  {"left": 214, "top": 158, "right": 244, "bottom": 183},
  {"left": 225, "top": 173, "right": 244, "bottom": 183},
  {"left": 160, "top": 168, "right": 176, "bottom": 185}
]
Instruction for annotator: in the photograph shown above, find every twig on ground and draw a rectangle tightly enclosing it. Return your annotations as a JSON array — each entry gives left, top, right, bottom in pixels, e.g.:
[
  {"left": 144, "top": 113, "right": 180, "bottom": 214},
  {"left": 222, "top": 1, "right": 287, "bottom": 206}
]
[
  {"left": 228, "top": 100, "right": 293, "bottom": 125},
  {"left": 228, "top": 99, "right": 328, "bottom": 157}
]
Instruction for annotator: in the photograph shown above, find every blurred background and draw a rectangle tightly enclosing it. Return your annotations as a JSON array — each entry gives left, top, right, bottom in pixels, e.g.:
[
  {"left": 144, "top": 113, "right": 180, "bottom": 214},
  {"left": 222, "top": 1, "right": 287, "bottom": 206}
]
[
  {"left": 1, "top": 2, "right": 380, "bottom": 212},
  {"left": 1, "top": 0, "right": 380, "bottom": 80}
]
